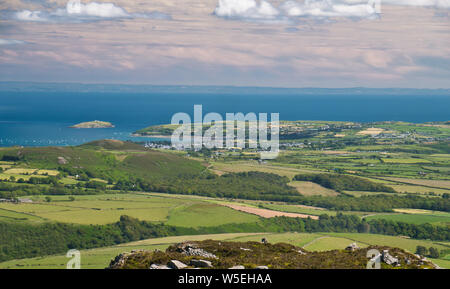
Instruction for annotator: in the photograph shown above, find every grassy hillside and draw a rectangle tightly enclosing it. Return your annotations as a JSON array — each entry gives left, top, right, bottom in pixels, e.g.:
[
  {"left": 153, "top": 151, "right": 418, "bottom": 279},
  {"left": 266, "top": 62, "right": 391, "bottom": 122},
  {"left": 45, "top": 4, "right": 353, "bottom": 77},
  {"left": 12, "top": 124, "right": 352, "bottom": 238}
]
[
  {"left": 1, "top": 232, "right": 446, "bottom": 269},
  {"left": 0, "top": 142, "right": 205, "bottom": 181}
]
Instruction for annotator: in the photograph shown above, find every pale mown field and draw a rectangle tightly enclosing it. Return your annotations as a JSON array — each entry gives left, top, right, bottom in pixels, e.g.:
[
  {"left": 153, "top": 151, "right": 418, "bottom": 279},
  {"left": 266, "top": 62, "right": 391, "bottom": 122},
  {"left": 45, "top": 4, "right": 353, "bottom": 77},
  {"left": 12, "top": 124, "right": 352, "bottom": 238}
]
[
  {"left": 385, "top": 177, "right": 450, "bottom": 189},
  {"left": 288, "top": 181, "right": 339, "bottom": 196},
  {"left": 210, "top": 161, "right": 322, "bottom": 178},
  {"left": 387, "top": 184, "right": 450, "bottom": 196}
]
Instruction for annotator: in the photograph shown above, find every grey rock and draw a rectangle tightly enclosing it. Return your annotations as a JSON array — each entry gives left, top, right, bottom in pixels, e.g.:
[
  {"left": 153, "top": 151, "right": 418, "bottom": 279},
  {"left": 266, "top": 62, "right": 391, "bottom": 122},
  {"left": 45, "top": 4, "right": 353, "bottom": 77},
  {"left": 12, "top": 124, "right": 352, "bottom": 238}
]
[
  {"left": 108, "top": 252, "right": 131, "bottom": 269},
  {"left": 256, "top": 266, "right": 269, "bottom": 269},
  {"left": 229, "top": 265, "right": 245, "bottom": 269},
  {"left": 345, "top": 243, "right": 360, "bottom": 251},
  {"left": 382, "top": 250, "right": 399, "bottom": 265},
  {"left": 190, "top": 259, "right": 213, "bottom": 268},
  {"left": 168, "top": 260, "right": 188, "bottom": 269},
  {"left": 150, "top": 264, "right": 171, "bottom": 269},
  {"left": 175, "top": 242, "right": 217, "bottom": 259}
]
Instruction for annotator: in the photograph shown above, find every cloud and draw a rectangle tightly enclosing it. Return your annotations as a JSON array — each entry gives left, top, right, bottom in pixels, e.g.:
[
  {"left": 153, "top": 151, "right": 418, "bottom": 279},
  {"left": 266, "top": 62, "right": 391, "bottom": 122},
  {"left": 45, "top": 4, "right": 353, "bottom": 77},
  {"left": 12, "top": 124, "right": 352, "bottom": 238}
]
[
  {"left": 214, "top": 0, "right": 379, "bottom": 22},
  {"left": 280, "top": 0, "right": 378, "bottom": 19},
  {"left": 0, "top": 39, "right": 25, "bottom": 45},
  {"left": 11, "top": 0, "right": 171, "bottom": 23},
  {"left": 214, "top": 0, "right": 450, "bottom": 22},
  {"left": 383, "top": 0, "right": 450, "bottom": 9},
  {"left": 214, "top": 0, "right": 281, "bottom": 20},
  {"left": 65, "top": 0, "right": 129, "bottom": 18}
]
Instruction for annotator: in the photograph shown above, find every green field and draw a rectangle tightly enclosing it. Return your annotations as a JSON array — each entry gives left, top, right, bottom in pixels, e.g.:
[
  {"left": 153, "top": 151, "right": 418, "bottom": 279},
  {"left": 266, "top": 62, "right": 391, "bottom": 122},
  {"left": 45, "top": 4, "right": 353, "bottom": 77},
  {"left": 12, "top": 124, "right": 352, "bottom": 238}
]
[
  {"left": 0, "top": 193, "right": 260, "bottom": 227},
  {"left": 364, "top": 213, "right": 450, "bottom": 226},
  {"left": 0, "top": 208, "right": 45, "bottom": 223},
  {"left": 165, "top": 202, "right": 259, "bottom": 227}
]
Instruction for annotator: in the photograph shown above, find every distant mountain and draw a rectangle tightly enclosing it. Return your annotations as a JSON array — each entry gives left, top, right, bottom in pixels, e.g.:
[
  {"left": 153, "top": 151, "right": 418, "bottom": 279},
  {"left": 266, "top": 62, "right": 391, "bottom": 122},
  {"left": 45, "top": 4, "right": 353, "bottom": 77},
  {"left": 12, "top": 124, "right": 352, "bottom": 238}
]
[{"left": 1, "top": 81, "right": 449, "bottom": 95}]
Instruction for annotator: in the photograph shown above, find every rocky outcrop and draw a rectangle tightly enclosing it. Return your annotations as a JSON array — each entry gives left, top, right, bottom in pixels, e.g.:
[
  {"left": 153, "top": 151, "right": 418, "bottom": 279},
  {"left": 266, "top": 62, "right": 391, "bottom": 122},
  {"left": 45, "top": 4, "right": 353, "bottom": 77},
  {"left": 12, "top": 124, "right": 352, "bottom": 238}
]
[
  {"left": 168, "top": 260, "right": 188, "bottom": 269},
  {"left": 108, "top": 252, "right": 132, "bottom": 269},
  {"left": 174, "top": 242, "right": 218, "bottom": 259},
  {"left": 108, "top": 240, "right": 436, "bottom": 269},
  {"left": 382, "top": 250, "right": 399, "bottom": 266},
  {"left": 229, "top": 265, "right": 245, "bottom": 269},
  {"left": 345, "top": 243, "right": 360, "bottom": 252},
  {"left": 150, "top": 264, "right": 170, "bottom": 269},
  {"left": 190, "top": 259, "right": 213, "bottom": 268}
]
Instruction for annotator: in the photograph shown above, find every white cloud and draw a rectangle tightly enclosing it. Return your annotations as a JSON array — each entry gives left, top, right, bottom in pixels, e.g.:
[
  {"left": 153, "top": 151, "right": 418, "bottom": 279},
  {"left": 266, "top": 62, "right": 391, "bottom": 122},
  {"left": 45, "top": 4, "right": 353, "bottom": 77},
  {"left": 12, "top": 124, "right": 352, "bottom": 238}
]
[
  {"left": 15, "top": 10, "right": 47, "bottom": 22},
  {"left": 383, "top": 0, "right": 450, "bottom": 9},
  {"left": 65, "top": 0, "right": 129, "bottom": 18},
  {"left": 281, "top": 1, "right": 377, "bottom": 18},
  {"left": 214, "top": 0, "right": 450, "bottom": 22},
  {"left": 12, "top": 0, "right": 171, "bottom": 23},
  {"left": 0, "top": 39, "right": 25, "bottom": 45},
  {"left": 214, "top": 0, "right": 379, "bottom": 21},
  {"left": 332, "top": 0, "right": 450, "bottom": 9},
  {"left": 214, "top": 0, "right": 280, "bottom": 20}
]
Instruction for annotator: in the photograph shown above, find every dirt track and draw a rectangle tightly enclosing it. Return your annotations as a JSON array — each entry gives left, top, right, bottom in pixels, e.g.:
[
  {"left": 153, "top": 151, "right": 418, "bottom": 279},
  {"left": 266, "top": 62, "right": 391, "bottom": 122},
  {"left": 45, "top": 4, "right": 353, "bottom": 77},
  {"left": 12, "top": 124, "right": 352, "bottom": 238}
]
[{"left": 223, "top": 204, "right": 319, "bottom": 220}]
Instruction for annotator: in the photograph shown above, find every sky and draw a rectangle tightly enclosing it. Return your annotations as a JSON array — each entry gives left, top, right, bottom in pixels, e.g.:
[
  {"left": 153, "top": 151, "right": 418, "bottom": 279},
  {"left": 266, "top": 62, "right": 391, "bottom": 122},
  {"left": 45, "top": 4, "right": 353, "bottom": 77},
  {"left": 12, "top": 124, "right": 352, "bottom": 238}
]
[{"left": 0, "top": 0, "right": 449, "bottom": 88}]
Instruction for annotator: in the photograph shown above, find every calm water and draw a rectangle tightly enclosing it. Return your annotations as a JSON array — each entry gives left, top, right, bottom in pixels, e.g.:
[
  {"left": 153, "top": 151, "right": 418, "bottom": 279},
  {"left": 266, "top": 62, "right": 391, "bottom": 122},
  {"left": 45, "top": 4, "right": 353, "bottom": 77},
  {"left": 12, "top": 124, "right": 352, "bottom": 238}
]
[{"left": 0, "top": 91, "right": 449, "bottom": 147}]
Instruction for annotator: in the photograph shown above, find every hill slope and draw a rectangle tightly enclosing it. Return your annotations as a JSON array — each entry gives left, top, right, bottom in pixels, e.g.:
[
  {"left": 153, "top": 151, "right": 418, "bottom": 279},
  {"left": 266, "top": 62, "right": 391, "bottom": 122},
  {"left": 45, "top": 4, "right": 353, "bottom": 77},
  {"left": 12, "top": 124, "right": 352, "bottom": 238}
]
[{"left": 108, "top": 240, "right": 437, "bottom": 269}]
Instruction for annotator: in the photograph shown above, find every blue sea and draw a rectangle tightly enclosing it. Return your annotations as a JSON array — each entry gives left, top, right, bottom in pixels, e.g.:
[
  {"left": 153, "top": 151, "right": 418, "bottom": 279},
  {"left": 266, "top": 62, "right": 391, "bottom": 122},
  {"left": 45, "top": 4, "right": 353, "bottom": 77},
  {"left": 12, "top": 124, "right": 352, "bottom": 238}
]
[{"left": 0, "top": 86, "right": 449, "bottom": 147}]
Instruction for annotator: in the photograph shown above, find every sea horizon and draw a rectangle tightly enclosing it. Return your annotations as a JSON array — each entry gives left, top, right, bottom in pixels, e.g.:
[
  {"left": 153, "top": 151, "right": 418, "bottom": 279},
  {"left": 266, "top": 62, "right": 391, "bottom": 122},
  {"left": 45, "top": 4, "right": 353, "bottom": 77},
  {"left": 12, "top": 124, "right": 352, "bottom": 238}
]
[{"left": 0, "top": 85, "right": 448, "bottom": 147}]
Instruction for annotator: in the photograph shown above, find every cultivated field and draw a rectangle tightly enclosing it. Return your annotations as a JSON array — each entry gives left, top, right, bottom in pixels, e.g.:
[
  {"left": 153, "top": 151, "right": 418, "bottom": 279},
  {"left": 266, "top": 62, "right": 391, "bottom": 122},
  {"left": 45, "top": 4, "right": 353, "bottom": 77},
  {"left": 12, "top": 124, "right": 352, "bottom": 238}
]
[
  {"left": 222, "top": 203, "right": 319, "bottom": 220},
  {"left": 384, "top": 177, "right": 450, "bottom": 189}
]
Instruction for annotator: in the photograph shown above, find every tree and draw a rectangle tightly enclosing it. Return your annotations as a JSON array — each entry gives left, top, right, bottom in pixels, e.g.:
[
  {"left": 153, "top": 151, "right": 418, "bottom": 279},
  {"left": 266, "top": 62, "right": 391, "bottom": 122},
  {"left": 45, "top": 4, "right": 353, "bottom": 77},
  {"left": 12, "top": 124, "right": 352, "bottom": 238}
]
[
  {"left": 45, "top": 196, "right": 52, "bottom": 203},
  {"left": 415, "top": 246, "right": 427, "bottom": 256},
  {"left": 357, "top": 222, "right": 370, "bottom": 233},
  {"left": 428, "top": 247, "right": 440, "bottom": 258}
]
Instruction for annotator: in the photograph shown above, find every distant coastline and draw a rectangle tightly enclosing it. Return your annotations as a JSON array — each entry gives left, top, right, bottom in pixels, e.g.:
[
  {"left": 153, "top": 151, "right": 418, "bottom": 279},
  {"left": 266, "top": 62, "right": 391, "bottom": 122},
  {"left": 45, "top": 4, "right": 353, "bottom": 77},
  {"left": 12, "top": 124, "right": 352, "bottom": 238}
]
[
  {"left": 131, "top": 133, "right": 171, "bottom": 139},
  {"left": 0, "top": 91, "right": 449, "bottom": 147}
]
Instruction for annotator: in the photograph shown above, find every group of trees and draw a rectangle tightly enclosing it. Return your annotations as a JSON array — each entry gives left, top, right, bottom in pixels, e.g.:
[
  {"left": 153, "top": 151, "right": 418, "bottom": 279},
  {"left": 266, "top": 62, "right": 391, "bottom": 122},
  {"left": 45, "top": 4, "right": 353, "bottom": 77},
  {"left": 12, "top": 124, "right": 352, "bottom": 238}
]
[
  {"left": 114, "top": 171, "right": 299, "bottom": 200},
  {"left": 299, "top": 194, "right": 450, "bottom": 212},
  {"left": 415, "top": 246, "right": 440, "bottom": 258},
  {"left": 0, "top": 181, "right": 105, "bottom": 199}
]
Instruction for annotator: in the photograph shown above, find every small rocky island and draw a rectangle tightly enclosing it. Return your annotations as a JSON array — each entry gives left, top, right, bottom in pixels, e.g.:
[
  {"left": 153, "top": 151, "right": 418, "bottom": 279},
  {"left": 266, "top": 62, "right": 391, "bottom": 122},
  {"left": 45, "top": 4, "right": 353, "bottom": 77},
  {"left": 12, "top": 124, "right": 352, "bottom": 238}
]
[{"left": 70, "top": 120, "right": 115, "bottom": 129}]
